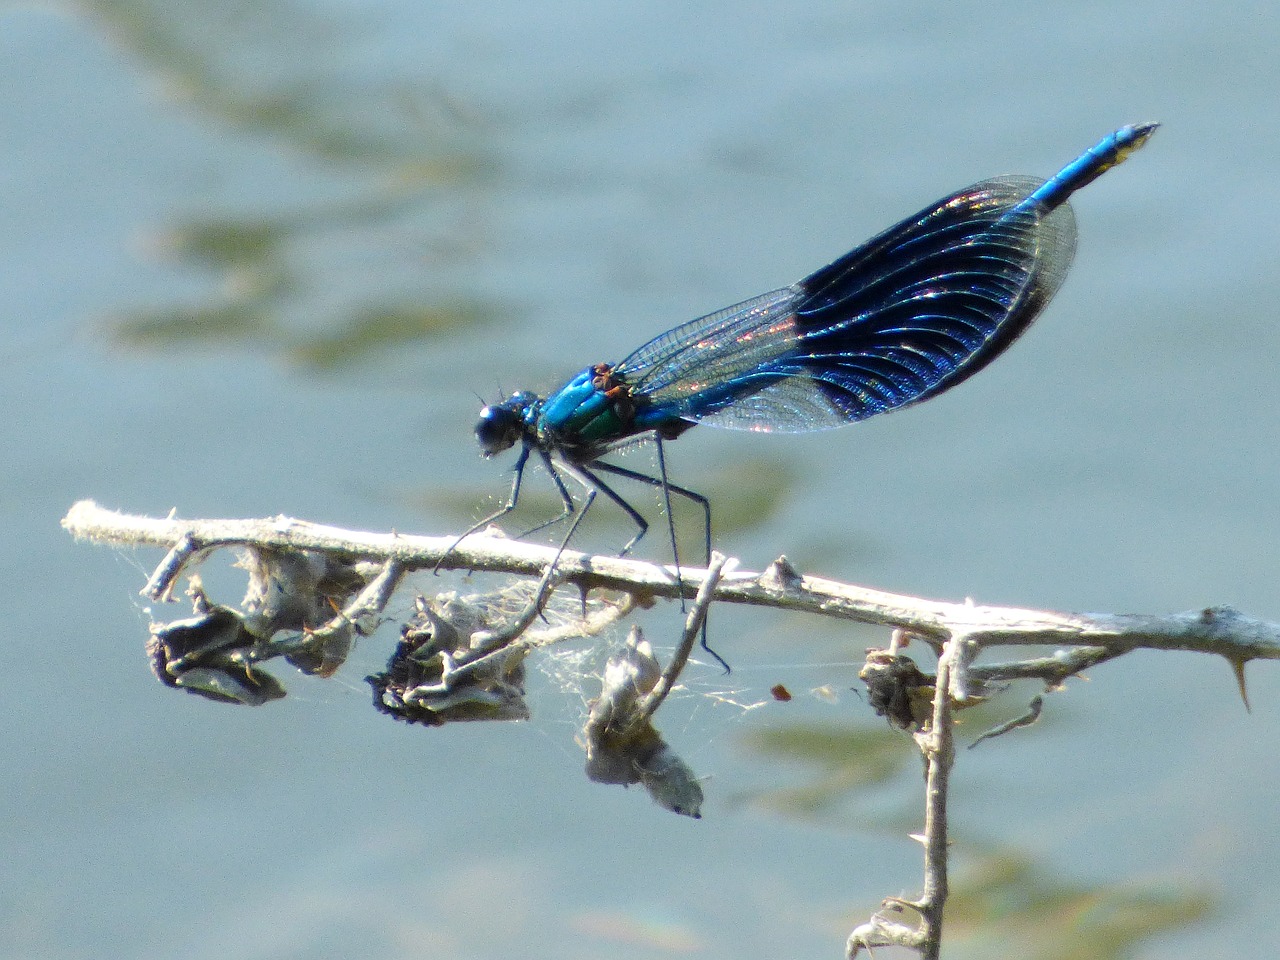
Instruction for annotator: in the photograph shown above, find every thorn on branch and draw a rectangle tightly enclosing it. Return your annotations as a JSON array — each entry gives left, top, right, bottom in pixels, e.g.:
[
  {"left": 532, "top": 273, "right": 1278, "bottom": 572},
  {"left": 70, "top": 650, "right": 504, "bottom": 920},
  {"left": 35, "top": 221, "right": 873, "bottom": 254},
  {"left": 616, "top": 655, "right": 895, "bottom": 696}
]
[
  {"left": 761, "top": 554, "right": 803, "bottom": 591},
  {"left": 1228, "top": 657, "right": 1252, "bottom": 713}
]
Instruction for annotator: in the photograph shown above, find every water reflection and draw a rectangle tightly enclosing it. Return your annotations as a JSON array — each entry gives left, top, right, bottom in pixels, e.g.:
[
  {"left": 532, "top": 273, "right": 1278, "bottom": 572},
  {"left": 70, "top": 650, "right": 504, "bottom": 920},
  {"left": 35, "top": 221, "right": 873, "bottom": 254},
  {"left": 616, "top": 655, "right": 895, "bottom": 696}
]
[
  {"left": 85, "top": 0, "right": 489, "bottom": 365},
  {"left": 71, "top": 0, "right": 804, "bottom": 543},
  {"left": 945, "top": 849, "right": 1212, "bottom": 960},
  {"left": 736, "top": 722, "right": 912, "bottom": 819},
  {"left": 85, "top": 0, "right": 477, "bottom": 166},
  {"left": 738, "top": 718, "right": 1214, "bottom": 956},
  {"left": 21, "top": 1, "right": 1257, "bottom": 956}
]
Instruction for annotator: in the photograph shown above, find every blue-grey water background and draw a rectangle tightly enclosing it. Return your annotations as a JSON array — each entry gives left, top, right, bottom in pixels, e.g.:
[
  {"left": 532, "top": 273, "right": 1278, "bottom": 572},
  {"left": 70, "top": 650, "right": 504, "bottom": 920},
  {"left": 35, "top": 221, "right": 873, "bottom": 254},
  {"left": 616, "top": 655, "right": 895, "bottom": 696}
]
[{"left": 4, "top": 1, "right": 1279, "bottom": 957}]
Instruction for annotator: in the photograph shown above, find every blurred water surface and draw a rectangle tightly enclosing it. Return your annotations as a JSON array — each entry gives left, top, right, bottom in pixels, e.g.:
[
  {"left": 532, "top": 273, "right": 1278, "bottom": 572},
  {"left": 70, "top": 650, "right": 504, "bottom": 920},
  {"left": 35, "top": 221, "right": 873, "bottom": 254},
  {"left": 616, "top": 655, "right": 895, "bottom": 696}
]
[{"left": 3, "top": 1, "right": 1279, "bottom": 957}]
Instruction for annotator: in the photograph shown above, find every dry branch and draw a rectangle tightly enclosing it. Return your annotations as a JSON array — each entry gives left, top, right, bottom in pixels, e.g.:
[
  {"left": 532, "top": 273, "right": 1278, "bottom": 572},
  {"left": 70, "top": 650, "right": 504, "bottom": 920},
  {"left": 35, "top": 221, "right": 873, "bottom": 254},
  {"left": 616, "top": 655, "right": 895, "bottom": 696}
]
[
  {"left": 63, "top": 499, "right": 1280, "bottom": 669},
  {"left": 62, "top": 498, "right": 1280, "bottom": 958}
]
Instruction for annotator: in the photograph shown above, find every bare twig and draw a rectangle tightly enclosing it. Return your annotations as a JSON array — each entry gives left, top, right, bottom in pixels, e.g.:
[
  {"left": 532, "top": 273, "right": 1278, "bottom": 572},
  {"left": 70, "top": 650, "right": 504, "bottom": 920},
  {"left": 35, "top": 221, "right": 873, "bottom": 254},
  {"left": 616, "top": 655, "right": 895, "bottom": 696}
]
[
  {"left": 64, "top": 500, "right": 1280, "bottom": 674},
  {"left": 915, "top": 635, "right": 961, "bottom": 959},
  {"left": 968, "top": 694, "right": 1044, "bottom": 749},
  {"left": 62, "top": 498, "right": 1280, "bottom": 958},
  {"left": 847, "top": 636, "right": 962, "bottom": 960},
  {"left": 635, "top": 551, "right": 732, "bottom": 722}
]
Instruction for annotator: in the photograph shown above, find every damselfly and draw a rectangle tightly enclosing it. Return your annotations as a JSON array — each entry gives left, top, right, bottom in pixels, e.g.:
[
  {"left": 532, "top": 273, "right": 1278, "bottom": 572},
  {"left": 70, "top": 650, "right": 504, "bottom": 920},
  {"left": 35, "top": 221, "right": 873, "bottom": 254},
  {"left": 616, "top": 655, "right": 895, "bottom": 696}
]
[{"left": 458, "top": 123, "right": 1158, "bottom": 655}]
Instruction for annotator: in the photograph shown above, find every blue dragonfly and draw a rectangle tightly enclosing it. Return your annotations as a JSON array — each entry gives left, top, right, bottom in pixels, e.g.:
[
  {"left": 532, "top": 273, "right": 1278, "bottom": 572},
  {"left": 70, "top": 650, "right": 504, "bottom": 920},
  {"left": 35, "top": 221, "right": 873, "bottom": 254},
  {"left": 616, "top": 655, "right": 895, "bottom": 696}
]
[{"left": 460, "top": 122, "right": 1158, "bottom": 652}]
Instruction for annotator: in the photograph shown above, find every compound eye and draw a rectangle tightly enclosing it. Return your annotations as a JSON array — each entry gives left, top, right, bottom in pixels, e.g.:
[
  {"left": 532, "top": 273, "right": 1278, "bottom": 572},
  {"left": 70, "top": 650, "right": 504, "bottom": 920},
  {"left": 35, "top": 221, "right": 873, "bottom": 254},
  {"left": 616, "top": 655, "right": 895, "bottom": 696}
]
[{"left": 475, "top": 405, "right": 521, "bottom": 456}]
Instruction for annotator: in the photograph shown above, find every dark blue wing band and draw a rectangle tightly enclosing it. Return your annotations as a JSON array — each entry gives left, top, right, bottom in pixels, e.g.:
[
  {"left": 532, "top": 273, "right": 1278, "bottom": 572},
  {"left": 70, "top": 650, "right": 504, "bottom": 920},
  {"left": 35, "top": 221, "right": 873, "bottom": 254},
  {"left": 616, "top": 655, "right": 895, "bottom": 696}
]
[{"left": 606, "top": 124, "right": 1156, "bottom": 436}]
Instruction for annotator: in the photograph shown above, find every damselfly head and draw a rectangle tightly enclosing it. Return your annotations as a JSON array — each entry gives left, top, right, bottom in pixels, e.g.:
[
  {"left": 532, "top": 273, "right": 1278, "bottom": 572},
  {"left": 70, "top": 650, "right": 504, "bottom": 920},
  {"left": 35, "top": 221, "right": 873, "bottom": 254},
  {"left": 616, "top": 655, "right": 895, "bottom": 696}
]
[{"left": 475, "top": 397, "right": 528, "bottom": 456}]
